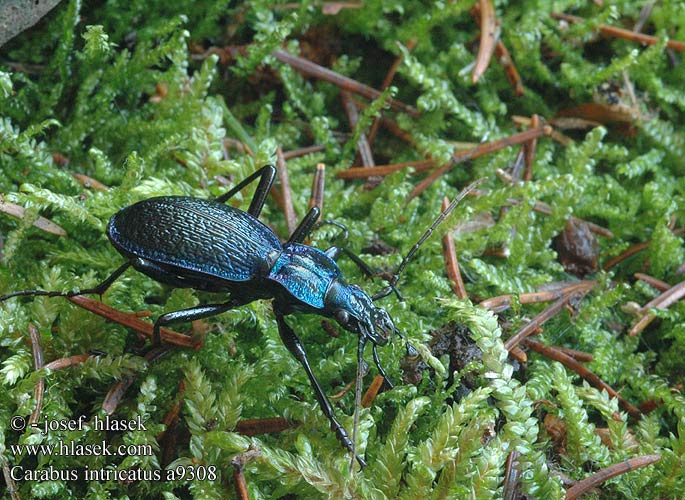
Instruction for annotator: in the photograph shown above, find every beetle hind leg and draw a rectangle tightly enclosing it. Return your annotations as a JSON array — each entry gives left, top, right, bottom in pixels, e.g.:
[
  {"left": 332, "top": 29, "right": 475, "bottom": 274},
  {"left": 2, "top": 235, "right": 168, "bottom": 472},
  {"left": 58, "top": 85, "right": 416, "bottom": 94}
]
[
  {"left": 0, "top": 261, "right": 131, "bottom": 302},
  {"left": 215, "top": 165, "right": 277, "bottom": 218}
]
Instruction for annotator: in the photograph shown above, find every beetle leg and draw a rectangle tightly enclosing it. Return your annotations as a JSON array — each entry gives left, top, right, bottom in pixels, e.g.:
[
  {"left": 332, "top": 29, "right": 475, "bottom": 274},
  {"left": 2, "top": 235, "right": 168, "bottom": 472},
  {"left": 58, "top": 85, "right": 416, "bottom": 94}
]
[
  {"left": 316, "top": 219, "right": 349, "bottom": 243},
  {"left": 68, "top": 262, "right": 132, "bottom": 297},
  {"left": 215, "top": 165, "right": 277, "bottom": 218},
  {"left": 274, "top": 310, "right": 366, "bottom": 467},
  {"left": 371, "top": 282, "right": 404, "bottom": 302},
  {"left": 287, "top": 207, "right": 320, "bottom": 244},
  {"left": 327, "top": 248, "right": 377, "bottom": 280},
  {"left": 324, "top": 245, "right": 406, "bottom": 300},
  {"left": 324, "top": 247, "right": 342, "bottom": 260},
  {"left": 152, "top": 299, "right": 242, "bottom": 346},
  {"left": 294, "top": 217, "right": 348, "bottom": 248},
  {"left": 0, "top": 262, "right": 131, "bottom": 302},
  {"left": 323, "top": 246, "right": 405, "bottom": 302}
]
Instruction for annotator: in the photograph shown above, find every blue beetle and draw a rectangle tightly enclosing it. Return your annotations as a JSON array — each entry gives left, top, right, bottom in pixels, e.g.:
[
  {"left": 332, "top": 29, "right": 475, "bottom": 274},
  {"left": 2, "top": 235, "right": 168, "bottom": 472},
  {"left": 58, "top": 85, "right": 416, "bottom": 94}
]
[
  {"left": 2, "top": 165, "right": 478, "bottom": 466},
  {"left": 106, "top": 191, "right": 395, "bottom": 349},
  {"left": 1, "top": 166, "right": 399, "bottom": 466}
]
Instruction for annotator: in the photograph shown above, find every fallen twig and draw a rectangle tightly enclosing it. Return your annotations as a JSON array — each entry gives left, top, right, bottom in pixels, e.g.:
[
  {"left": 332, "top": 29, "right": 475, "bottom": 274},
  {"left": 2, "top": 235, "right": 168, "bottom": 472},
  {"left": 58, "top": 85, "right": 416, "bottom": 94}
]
[
  {"left": 272, "top": 49, "right": 420, "bottom": 116},
  {"left": 552, "top": 12, "right": 685, "bottom": 52},
  {"left": 565, "top": 454, "right": 661, "bottom": 500},
  {"left": 524, "top": 339, "right": 641, "bottom": 419}
]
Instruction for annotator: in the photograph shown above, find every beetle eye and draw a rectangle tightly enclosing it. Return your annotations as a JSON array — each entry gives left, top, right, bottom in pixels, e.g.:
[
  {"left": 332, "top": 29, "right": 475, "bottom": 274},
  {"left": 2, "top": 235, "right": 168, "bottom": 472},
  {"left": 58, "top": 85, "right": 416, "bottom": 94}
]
[{"left": 335, "top": 309, "right": 350, "bottom": 325}]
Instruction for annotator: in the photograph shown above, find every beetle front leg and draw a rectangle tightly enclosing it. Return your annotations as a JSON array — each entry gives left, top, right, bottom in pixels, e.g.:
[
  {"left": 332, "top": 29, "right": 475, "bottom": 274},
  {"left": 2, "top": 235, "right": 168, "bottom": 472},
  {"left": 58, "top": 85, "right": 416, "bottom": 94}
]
[
  {"left": 274, "top": 311, "right": 366, "bottom": 467},
  {"left": 325, "top": 247, "right": 376, "bottom": 277},
  {"left": 324, "top": 246, "right": 404, "bottom": 302},
  {"left": 152, "top": 300, "right": 241, "bottom": 346}
]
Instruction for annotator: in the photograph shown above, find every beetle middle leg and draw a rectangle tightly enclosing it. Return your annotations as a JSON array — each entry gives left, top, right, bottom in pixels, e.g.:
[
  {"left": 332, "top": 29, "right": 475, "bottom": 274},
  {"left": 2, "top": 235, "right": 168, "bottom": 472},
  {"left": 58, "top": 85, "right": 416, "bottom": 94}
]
[
  {"left": 274, "top": 310, "right": 367, "bottom": 467},
  {"left": 152, "top": 299, "right": 244, "bottom": 346},
  {"left": 287, "top": 207, "right": 320, "bottom": 245}
]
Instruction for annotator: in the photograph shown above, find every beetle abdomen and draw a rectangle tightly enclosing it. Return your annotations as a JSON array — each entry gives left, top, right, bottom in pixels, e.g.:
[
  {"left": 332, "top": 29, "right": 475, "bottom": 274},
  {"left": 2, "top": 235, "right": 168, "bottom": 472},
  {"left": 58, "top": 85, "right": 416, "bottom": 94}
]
[{"left": 107, "top": 196, "right": 282, "bottom": 282}]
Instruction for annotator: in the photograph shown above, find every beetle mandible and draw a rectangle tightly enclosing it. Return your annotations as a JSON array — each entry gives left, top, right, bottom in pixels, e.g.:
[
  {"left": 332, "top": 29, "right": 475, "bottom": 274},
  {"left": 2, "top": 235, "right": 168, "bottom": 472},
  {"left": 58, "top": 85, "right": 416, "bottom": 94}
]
[{"left": 1, "top": 165, "right": 480, "bottom": 466}]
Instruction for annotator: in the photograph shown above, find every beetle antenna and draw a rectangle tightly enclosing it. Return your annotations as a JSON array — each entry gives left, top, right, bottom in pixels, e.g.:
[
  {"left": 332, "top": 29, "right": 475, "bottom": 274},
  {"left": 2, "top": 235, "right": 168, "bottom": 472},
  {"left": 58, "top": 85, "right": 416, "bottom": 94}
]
[
  {"left": 351, "top": 334, "right": 367, "bottom": 469},
  {"left": 372, "top": 178, "right": 485, "bottom": 301}
]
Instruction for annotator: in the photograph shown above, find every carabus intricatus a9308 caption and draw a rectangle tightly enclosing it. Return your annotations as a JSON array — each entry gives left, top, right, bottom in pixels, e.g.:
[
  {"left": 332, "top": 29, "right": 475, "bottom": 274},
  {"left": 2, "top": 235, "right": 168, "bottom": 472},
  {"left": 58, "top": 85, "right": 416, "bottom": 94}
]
[{"left": 1, "top": 165, "right": 480, "bottom": 466}]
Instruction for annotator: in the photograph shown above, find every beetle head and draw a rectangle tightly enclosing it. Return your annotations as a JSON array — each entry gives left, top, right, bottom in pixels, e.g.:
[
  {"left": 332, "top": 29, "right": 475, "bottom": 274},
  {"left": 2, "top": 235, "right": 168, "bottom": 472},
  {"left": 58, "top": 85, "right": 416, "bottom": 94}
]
[{"left": 326, "top": 281, "right": 395, "bottom": 345}]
